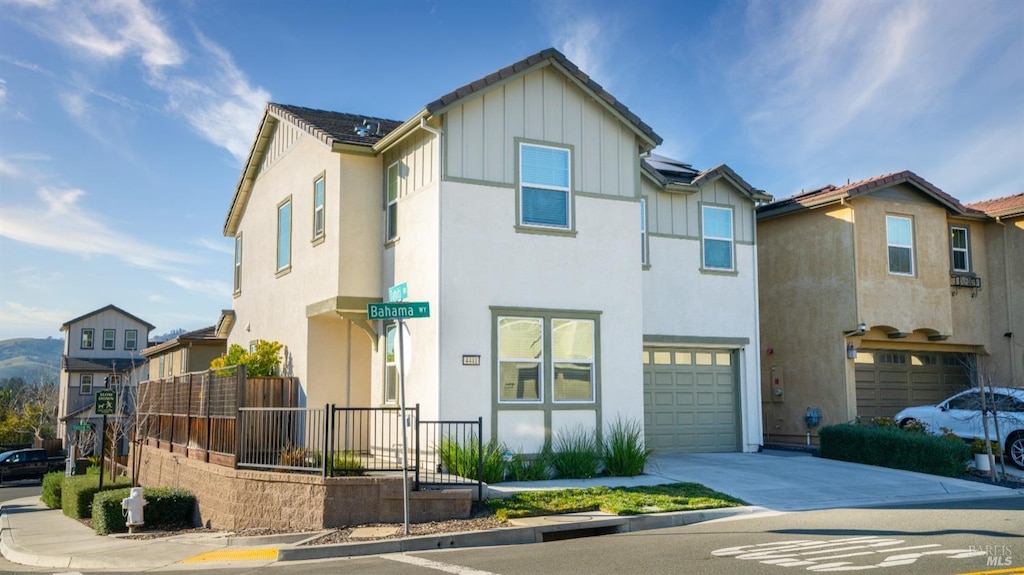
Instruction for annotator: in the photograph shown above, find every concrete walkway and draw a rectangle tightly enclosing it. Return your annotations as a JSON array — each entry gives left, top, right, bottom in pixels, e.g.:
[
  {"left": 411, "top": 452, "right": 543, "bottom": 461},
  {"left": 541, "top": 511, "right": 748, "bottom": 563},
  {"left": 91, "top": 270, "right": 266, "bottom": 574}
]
[{"left": 1, "top": 451, "right": 1020, "bottom": 569}]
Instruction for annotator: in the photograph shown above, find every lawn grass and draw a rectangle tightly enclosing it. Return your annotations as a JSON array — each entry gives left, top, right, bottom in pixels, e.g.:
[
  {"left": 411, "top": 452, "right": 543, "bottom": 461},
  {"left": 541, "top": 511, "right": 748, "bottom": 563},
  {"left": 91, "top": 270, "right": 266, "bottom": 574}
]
[{"left": 486, "top": 483, "right": 746, "bottom": 521}]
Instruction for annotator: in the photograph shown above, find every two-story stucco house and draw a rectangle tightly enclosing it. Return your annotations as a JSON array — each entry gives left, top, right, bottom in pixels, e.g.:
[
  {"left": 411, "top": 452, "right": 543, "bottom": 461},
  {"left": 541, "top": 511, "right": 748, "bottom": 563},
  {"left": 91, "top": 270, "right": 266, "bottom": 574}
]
[
  {"left": 224, "top": 48, "right": 768, "bottom": 454},
  {"left": 140, "top": 324, "right": 226, "bottom": 380},
  {"left": 756, "top": 171, "right": 1002, "bottom": 444},
  {"left": 57, "top": 304, "right": 153, "bottom": 453}
]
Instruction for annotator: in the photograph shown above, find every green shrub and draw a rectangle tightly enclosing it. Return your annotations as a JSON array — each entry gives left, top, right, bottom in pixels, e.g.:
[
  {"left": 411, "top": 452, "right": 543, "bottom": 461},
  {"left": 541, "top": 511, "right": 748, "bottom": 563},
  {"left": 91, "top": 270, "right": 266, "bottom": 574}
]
[
  {"left": 970, "top": 438, "right": 1001, "bottom": 456},
  {"left": 92, "top": 488, "right": 196, "bottom": 535},
  {"left": 507, "top": 448, "right": 551, "bottom": 481},
  {"left": 437, "top": 435, "right": 507, "bottom": 484},
  {"left": 61, "top": 474, "right": 131, "bottom": 519},
  {"left": 330, "top": 451, "right": 365, "bottom": 476},
  {"left": 279, "top": 445, "right": 314, "bottom": 468},
  {"left": 602, "top": 417, "right": 652, "bottom": 477},
  {"left": 550, "top": 426, "right": 601, "bottom": 479},
  {"left": 41, "top": 471, "right": 64, "bottom": 509},
  {"left": 819, "top": 423, "right": 970, "bottom": 477}
]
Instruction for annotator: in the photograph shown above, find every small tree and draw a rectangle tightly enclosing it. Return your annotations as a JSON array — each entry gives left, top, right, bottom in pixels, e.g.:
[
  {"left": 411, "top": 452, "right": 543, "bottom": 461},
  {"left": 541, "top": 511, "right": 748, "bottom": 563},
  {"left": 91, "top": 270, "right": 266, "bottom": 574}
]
[{"left": 211, "top": 340, "right": 283, "bottom": 377}]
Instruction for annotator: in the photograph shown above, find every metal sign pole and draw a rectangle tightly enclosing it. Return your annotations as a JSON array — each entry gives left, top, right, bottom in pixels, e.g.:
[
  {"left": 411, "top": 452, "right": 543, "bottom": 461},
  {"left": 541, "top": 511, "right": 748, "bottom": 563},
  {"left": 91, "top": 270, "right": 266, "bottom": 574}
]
[
  {"left": 397, "top": 318, "right": 410, "bottom": 536},
  {"left": 99, "top": 414, "right": 106, "bottom": 490}
]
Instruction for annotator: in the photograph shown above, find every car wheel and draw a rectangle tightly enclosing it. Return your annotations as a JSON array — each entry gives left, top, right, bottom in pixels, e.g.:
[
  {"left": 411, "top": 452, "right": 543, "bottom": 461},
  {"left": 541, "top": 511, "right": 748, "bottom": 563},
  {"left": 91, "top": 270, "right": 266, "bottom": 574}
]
[{"left": 1007, "top": 433, "right": 1024, "bottom": 470}]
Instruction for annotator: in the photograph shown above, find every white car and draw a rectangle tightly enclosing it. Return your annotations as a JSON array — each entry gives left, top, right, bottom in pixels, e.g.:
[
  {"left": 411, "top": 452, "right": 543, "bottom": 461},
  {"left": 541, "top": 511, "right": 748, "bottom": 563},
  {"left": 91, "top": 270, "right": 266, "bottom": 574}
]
[{"left": 894, "top": 387, "right": 1024, "bottom": 469}]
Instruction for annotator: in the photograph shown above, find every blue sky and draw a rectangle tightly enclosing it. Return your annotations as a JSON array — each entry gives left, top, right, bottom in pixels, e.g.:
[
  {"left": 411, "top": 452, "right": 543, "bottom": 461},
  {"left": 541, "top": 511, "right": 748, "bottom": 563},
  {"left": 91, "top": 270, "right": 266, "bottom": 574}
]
[{"left": 1, "top": 0, "right": 1021, "bottom": 340}]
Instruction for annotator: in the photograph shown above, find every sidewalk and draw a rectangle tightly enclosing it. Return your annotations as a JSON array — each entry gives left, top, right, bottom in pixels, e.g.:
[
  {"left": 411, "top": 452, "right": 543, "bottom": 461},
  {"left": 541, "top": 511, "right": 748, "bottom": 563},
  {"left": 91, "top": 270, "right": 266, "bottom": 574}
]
[{"left": 2, "top": 451, "right": 1020, "bottom": 570}]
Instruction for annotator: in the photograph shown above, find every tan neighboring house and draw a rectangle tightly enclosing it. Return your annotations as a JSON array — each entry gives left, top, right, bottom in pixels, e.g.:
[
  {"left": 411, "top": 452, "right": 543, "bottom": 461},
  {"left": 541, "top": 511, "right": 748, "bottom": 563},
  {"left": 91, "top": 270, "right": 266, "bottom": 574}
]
[
  {"left": 966, "top": 193, "right": 1024, "bottom": 386},
  {"left": 224, "top": 48, "right": 770, "bottom": 454},
  {"left": 756, "top": 171, "right": 1001, "bottom": 444},
  {"left": 140, "top": 325, "right": 227, "bottom": 379},
  {"left": 57, "top": 305, "right": 153, "bottom": 453}
]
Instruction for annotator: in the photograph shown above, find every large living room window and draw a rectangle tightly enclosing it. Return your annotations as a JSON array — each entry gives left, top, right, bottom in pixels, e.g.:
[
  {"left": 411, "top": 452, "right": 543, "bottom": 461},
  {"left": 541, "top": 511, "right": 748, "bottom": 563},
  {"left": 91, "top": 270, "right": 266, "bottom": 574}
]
[
  {"left": 701, "top": 205, "right": 734, "bottom": 271},
  {"left": 519, "top": 142, "right": 571, "bottom": 230},
  {"left": 277, "top": 197, "right": 292, "bottom": 274},
  {"left": 887, "top": 215, "right": 914, "bottom": 275},
  {"left": 496, "top": 310, "right": 598, "bottom": 404}
]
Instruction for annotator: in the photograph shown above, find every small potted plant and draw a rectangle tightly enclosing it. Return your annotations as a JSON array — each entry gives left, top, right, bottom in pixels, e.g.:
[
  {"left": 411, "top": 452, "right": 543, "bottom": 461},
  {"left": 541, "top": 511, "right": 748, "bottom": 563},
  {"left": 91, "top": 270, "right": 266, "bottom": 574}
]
[{"left": 970, "top": 438, "right": 1001, "bottom": 472}]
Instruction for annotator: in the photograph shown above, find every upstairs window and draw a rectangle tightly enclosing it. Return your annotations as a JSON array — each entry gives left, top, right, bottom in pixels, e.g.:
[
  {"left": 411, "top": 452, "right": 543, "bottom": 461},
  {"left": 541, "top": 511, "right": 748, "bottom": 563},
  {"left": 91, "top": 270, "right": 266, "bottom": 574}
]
[
  {"left": 640, "top": 198, "right": 648, "bottom": 265},
  {"left": 386, "top": 162, "right": 399, "bottom": 242},
  {"left": 520, "top": 143, "right": 571, "bottom": 229},
  {"left": 950, "top": 226, "right": 970, "bottom": 273},
  {"left": 125, "top": 329, "right": 138, "bottom": 351},
  {"left": 81, "top": 329, "right": 94, "bottom": 350},
  {"left": 886, "top": 215, "right": 914, "bottom": 275},
  {"left": 384, "top": 325, "right": 398, "bottom": 404},
  {"left": 277, "top": 198, "right": 292, "bottom": 273},
  {"left": 702, "top": 205, "right": 734, "bottom": 270},
  {"left": 233, "top": 234, "right": 242, "bottom": 294},
  {"left": 313, "top": 175, "right": 325, "bottom": 241},
  {"left": 102, "top": 329, "right": 115, "bottom": 350}
]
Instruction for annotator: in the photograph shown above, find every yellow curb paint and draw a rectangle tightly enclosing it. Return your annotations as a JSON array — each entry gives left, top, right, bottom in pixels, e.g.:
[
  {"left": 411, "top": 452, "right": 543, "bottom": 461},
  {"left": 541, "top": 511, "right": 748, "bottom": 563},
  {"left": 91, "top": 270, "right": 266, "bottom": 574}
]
[
  {"left": 957, "top": 568, "right": 1024, "bottom": 575},
  {"left": 178, "top": 548, "right": 279, "bottom": 563}
]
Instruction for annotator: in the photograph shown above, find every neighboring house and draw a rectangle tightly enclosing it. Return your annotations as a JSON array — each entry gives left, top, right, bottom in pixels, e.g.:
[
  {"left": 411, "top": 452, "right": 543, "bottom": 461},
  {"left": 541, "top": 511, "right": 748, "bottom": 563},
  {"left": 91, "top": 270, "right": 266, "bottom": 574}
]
[
  {"left": 140, "top": 324, "right": 227, "bottom": 379},
  {"left": 224, "top": 48, "right": 768, "bottom": 453},
  {"left": 965, "top": 193, "right": 1024, "bottom": 386},
  {"left": 756, "top": 171, "right": 999, "bottom": 444},
  {"left": 57, "top": 305, "right": 153, "bottom": 453}
]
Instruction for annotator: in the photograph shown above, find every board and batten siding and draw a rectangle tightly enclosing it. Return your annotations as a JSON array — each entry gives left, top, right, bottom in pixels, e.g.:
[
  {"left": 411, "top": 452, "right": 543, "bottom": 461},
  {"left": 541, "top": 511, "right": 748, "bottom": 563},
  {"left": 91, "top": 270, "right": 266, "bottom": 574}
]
[
  {"left": 381, "top": 129, "right": 437, "bottom": 202},
  {"left": 443, "top": 64, "right": 639, "bottom": 199},
  {"left": 642, "top": 178, "right": 756, "bottom": 244},
  {"left": 258, "top": 120, "right": 303, "bottom": 178}
]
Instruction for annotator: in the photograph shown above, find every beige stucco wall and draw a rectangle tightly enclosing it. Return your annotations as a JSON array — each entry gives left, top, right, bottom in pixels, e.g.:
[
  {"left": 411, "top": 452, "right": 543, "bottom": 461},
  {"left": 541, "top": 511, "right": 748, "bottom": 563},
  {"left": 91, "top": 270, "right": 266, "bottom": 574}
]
[{"left": 982, "top": 215, "right": 1024, "bottom": 384}]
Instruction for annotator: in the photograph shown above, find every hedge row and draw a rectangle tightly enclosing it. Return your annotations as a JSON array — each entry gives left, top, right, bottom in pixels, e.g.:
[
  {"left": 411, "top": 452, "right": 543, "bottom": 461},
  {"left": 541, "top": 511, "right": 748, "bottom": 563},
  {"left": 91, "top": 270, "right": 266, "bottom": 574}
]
[
  {"left": 92, "top": 488, "right": 196, "bottom": 535},
  {"left": 61, "top": 474, "right": 131, "bottom": 519},
  {"left": 41, "top": 472, "right": 64, "bottom": 509},
  {"left": 819, "top": 424, "right": 970, "bottom": 477}
]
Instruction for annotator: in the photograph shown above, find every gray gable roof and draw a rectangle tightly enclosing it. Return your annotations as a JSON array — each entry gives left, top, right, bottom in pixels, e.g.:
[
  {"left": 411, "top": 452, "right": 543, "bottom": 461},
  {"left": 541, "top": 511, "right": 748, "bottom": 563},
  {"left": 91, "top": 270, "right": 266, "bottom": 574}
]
[
  {"left": 269, "top": 103, "right": 403, "bottom": 148},
  {"left": 425, "top": 47, "right": 662, "bottom": 148},
  {"left": 62, "top": 356, "right": 144, "bottom": 373},
  {"left": 60, "top": 304, "right": 155, "bottom": 331}
]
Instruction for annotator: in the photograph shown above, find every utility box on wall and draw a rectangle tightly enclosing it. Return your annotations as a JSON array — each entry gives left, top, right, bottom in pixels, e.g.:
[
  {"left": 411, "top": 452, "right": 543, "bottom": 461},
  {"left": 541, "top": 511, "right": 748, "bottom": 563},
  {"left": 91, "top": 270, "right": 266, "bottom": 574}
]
[{"left": 764, "top": 365, "right": 784, "bottom": 402}]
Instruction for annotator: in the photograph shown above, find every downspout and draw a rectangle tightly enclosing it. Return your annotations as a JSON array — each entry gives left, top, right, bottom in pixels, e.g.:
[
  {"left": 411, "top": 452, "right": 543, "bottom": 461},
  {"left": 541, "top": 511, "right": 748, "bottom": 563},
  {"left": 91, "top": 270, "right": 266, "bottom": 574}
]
[{"left": 419, "top": 117, "right": 444, "bottom": 420}]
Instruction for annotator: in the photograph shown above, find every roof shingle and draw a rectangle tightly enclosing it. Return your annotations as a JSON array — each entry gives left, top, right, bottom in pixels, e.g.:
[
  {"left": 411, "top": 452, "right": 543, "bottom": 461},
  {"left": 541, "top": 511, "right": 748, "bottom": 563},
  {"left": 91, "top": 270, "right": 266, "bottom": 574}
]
[{"left": 966, "top": 192, "right": 1024, "bottom": 218}]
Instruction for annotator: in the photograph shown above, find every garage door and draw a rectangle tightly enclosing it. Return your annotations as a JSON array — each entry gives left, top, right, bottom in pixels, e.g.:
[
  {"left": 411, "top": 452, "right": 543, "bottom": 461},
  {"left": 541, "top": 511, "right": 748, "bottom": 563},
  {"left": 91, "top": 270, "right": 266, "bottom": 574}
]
[
  {"left": 642, "top": 348, "right": 739, "bottom": 452},
  {"left": 855, "top": 350, "right": 971, "bottom": 419}
]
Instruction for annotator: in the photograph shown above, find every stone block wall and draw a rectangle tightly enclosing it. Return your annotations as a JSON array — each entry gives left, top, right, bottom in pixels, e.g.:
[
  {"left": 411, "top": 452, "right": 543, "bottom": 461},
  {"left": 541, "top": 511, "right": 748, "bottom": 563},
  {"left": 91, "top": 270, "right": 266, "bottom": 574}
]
[{"left": 134, "top": 445, "right": 472, "bottom": 531}]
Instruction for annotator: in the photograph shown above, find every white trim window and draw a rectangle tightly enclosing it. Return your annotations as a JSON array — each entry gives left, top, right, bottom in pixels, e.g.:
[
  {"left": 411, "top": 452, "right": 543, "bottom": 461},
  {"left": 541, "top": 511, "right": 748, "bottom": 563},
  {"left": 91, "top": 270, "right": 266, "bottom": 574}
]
[
  {"left": 233, "top": 234, "right": 242, "bottom": 294},
  {"left": 702, "top": 205, "right": 734, "bottom": 270},
  {"left": 551, "top": 319, "right": 595, "bottom": 402},
  {"left": 386, "top": 162, "right": 399, "bottom": 242},
  {"left": 102, "top": 329, "right": 115, "bottom": 350},
  {"left": 640, "top": 198, "right": 648, "bottom": 264},
  {"left": 313, "top": 175, "right": 325, "bottom": 241},
  {"left": 497, "top": 317, "right": 543, "bottom": 402},
  {"left": 277, "top": 199, "right": 292, "bottom": 272},
  {"left": 180, "top": 349, "right": 187, "bottom": 373},
  {"left": 384, "top": 325, "right": 398, "bottom": 404},
  {"left": 950, "top": 226, "right": 970, "bottom": 273},
  {"left": 125, "top": 329, "right": 138, "bottom": 351},
  {"left": 81, "top": 329, "right": 94, "bottom": 350},
  {"left": 520, "top": 143, "right": 571, "bottom": 229},
  {"left": 158, "top": 356, "right": 165, "bottom": 378},
  {"left": 80, "top": 374, "right": 93, "bottom": 395},
  {"left": 887, "top": 215, "right": 914, "bottom": 275}
]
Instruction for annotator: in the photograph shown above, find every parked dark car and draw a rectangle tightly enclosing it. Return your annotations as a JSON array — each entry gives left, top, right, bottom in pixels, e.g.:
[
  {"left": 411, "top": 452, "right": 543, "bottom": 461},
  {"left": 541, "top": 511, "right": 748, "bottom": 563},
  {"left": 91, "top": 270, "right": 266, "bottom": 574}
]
[{"left": 0, "top": 448, "right": 64, "bottom": 483}]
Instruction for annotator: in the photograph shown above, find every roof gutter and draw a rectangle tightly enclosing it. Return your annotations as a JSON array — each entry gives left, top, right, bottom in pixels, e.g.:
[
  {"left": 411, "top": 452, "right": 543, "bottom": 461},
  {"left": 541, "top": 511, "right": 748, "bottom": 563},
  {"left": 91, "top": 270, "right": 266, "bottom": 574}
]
[{"left": 373, "top": 109, "right": 430, "bottom": 153}]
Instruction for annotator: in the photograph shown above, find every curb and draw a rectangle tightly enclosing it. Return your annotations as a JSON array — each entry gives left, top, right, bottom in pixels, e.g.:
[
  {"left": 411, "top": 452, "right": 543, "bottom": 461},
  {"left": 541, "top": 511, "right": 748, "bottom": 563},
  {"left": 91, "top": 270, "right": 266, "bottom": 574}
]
[
  {"left": 1, "top": 505, "right": 71, "bottom": 569},
  {"left": 276, "top": 506, "right": 761, "bottom": 562}
]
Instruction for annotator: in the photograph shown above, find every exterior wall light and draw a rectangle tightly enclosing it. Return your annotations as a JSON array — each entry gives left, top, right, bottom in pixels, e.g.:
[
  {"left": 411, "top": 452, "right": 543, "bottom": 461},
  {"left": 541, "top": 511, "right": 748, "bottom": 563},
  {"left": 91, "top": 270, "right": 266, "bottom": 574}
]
[{"left": 846, "top": 344, "right": 857, "bottom": 359}]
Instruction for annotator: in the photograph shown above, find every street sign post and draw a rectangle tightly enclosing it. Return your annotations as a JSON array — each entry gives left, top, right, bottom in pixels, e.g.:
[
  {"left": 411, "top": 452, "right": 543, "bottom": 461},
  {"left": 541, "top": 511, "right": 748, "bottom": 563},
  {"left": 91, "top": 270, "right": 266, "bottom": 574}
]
[
  {"left": 72, "top": 422, "right": 91, "bottom": 431},
  {"left": 367, "top": 301, "right": 430, "bottom": 320},
  {"left": 369, "top": 290, "right": 431, "bottom": 536}
]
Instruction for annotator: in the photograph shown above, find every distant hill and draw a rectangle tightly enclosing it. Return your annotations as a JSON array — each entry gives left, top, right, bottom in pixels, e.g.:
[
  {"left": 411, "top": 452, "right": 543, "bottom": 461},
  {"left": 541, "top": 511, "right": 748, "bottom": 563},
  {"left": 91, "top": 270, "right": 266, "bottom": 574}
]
[{"left": 0, "top": 337, "right": 62, "bottom": 383}]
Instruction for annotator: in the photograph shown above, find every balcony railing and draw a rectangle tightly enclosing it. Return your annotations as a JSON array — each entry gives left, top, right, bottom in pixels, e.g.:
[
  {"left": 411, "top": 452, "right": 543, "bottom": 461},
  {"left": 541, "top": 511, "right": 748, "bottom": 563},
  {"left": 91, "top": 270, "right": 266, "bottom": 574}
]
[{"left": 950, "top": 274, "right": 982, "bottom": 297}]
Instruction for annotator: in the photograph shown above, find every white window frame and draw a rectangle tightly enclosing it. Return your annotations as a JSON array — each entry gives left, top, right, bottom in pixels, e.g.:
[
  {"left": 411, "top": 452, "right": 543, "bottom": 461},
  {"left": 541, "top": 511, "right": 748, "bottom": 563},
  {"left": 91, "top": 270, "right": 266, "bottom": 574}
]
[
  {"left": 640, "top": 198, "right": 648, "bottom": 265},
  {"left": 81, "top": 329, "right": 94, "bottom": 350},
  {"left": 497, "top": 316, "right": 544, "bottom": 403},
  {"left": 385, "top": 162, "right": 399, "bottom": 242},
  {"left": 277, "top": 197, "right": 292, "bottom": 273},
  {"left": 886, "top": 215, "right": 915, "bottom": 276},
  {"left": 102, "top": 329, "right": 115, "bottom": 350},
  {"left": 80, "top": 374, "right": 93, "bottom": 395},
  {"left": 950, "top": 225, "right": 970, "bottom": 273},
  {"left": 233, "top": 233, "right": 242, "bottom": 294},
  {"left": 180, "top": 349, "right": 187, "bottom": 373},
  {"left": 519, "top": 142, "right": 572, "bottom": 230},
  {"left": 701, "top": 205, "right": 735, "bottom": 271},
  {"left": 158, "top": 356, "right": 165, "bottom": 378},
  {"left": 125, "top": 329, "right": 138, "bottom": 351},
  {"left": 312, "top": 174, "right": 325, "bottom": 242},
  {"left": 551, "top": 318, "right": 595, "bottom": 403},
  {"left": 384, "top": 324, "right": 398, "bottom": 405}
]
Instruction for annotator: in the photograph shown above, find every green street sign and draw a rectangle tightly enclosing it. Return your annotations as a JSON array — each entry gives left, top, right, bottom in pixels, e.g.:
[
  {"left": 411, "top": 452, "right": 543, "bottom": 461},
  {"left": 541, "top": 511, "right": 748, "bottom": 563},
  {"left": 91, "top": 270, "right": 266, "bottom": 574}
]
[
  {"left": 95, "top": 389, "right": 116, "bottom": 415},
  {"left": 388, "top": 282, "right": 407, "bottom": 302},
  {"left": 72, "top": 423, "right": 91, "bottom": 431},
  {"left": 367, "top": 301, "right": 430, "bottom": 320}
]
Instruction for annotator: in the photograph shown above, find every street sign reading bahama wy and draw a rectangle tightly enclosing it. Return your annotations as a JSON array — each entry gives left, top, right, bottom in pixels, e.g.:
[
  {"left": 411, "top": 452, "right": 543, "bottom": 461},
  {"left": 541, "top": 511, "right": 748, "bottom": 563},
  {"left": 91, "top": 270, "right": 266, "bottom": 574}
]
[{"left": 367, "top": 301, "right": 430, "bottom": 320}]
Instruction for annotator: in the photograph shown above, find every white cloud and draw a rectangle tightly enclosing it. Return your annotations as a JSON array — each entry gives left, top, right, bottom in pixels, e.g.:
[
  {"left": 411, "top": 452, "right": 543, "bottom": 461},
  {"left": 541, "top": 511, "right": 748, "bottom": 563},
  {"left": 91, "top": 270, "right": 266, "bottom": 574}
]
[
  {"left": 0, "top": 186, "right": 192, "bottom": 269},
  {"left": 195, "top": 237, "right": 233, "bottom": 256},
  {"left": 0, "top": 78, "right": 7, "bottom": 109},
  {"left": 0, "top": 159, "right": 18, "bottom": 177},
  {"left": 0, "top": 301, "right": 69, "bottom": 333},
  {"left": 544, "top": 2, "right": 616, "bottom": 88},
  {"left": 165, "top": 276, "right": 230, "bottom": 299}
]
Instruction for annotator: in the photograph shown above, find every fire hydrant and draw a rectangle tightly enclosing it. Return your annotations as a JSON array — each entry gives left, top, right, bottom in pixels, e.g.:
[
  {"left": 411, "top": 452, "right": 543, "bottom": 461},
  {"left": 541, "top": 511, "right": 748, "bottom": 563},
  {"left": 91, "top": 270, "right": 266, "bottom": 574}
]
[{"left": 121, "top": 487, "right": 147, "bottom": 533}]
